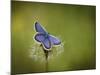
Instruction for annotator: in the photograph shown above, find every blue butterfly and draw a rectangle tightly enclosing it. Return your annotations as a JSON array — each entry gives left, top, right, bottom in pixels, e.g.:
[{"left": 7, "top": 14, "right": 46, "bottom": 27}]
[{"left": 34, "top": 22, "right": 61, "bottom": 50}]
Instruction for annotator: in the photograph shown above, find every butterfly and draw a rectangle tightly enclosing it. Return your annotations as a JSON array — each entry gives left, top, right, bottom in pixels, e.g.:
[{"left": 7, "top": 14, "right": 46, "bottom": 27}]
[{"left": 34, "top": 22, "right": 61, "bottom": 51}]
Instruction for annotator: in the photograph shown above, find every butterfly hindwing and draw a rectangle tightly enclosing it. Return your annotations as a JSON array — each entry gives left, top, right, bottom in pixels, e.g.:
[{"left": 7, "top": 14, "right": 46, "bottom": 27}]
[
  {"left": 34, "top": 33, "right": 45, "bottom": 42},
  {"left": 49, "top": 35, "right": 61, "bottom": 45},
  {"left": 42, "top": 38, "right": 51, "bottom": 50},
  {"left": 35, "top": 22, "right": 47, "bottom": 33}
]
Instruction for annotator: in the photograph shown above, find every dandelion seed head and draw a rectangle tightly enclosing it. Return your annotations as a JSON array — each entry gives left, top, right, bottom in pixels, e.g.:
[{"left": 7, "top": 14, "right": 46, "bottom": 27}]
[{"left": 29, "top": 41, "right": 64, "bottom": 61}]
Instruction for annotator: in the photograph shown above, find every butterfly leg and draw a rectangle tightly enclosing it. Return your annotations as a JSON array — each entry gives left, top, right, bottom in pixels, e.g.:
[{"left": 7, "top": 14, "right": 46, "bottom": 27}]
[{"left": 40, "top": 44, "right": 42, "bottom": 47}]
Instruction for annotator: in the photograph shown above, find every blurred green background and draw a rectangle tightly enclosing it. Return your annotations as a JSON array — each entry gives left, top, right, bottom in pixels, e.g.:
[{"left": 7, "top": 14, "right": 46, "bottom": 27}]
[{"left": 11, "top": 1, "right": 96, "bottom": 74}]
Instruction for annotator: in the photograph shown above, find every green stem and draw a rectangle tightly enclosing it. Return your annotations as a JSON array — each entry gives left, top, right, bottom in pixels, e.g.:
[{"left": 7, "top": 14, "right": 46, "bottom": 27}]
[
  {"left": 44, "top": 50, "right": 48, "bottom": 72},
  {"left": 40, "top": 44, "right": 49, "bottom": 72}
]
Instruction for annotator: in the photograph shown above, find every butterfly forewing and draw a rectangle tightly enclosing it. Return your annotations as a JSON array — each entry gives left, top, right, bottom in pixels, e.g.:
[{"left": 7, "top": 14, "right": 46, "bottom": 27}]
[
  {"left": 49, "top": 35, "right": 61, "bottom": 45},
  {"left": 35, "top": 22, "right": 47, "bottom": 33}
]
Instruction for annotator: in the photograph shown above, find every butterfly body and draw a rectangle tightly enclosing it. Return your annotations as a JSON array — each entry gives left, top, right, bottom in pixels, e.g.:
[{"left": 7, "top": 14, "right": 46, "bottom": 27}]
[{"left": 34, "top": 22, "right": 61, "bottom": 51}]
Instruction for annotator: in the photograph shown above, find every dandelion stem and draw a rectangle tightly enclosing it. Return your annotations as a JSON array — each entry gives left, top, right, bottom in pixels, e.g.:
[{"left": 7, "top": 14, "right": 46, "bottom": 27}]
[
  {"left": 44, "top": 50, "right": 48, "bottom": 72},
  {"left": 40, "top": 44, "right": 49, "bottom": 72}
]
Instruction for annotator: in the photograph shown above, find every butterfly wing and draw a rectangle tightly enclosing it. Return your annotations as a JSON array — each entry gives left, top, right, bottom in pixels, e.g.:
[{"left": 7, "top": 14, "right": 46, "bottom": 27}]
[
  {"left": 35, "top": 22, "right": 47, "bottom": 33},
  {"left": 34, "top": 33, "right": 51, "bottom": 50},
  {"left": 34, "top": 33, "right": 45, "bottom": 42},
  {"left": 49, "top": 35, "right": 61, "bottom": 45},
  {"left": 42, "top": 38, "right": 51, "bottom": 50}
]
